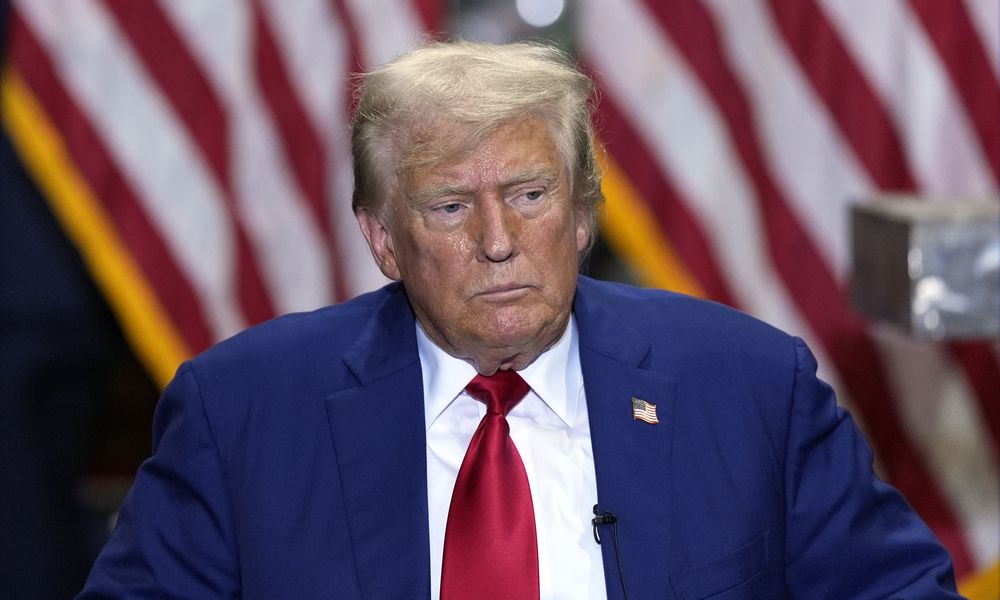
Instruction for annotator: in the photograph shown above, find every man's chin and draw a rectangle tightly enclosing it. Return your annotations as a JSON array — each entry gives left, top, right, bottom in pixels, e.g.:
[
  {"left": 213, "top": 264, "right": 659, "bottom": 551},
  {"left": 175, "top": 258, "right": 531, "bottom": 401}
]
[{"left": 473, "top": 310, "right": 567, "bottom": 352}]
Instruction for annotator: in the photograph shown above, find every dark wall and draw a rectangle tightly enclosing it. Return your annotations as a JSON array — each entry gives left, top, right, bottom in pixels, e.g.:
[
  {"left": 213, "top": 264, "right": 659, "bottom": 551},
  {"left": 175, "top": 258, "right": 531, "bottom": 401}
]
[{"left": 1, "top": 4, "right": 159, "bottom": 595}]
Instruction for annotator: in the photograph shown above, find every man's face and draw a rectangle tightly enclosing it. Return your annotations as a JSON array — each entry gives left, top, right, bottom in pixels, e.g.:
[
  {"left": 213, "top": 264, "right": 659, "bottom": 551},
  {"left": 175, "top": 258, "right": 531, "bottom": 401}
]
[{"left": 357, "top": 116, "right": 589, "bottom": 374}]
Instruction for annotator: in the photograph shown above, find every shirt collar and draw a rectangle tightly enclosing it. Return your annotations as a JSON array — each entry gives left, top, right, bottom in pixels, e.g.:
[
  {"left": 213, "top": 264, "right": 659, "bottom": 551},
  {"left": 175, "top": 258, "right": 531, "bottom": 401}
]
[
  {"left": 417, "top": 316, "right": 581, "bottom": 431},
  {"left": 416, "top": 322, "right": 477, "bottom": 433},
  {"left": 518, "top": 316, "right": 580, "bottom": 427}
]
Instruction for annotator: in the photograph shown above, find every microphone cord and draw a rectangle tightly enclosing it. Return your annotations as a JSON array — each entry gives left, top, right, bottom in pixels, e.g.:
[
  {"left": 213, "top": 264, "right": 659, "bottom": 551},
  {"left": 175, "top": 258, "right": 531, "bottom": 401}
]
[{"left": 592, "top": 505, "right": 631, "bottom": 600}]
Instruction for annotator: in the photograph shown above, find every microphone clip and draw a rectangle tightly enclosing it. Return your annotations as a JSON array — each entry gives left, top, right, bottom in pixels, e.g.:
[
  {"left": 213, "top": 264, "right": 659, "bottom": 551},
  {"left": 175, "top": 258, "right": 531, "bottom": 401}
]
[
  {"left": 591, "top": 505, "right": 617, "bottom": 544},
  {"left": 591, "top": 504, "right": 631, "bottom": 600}
]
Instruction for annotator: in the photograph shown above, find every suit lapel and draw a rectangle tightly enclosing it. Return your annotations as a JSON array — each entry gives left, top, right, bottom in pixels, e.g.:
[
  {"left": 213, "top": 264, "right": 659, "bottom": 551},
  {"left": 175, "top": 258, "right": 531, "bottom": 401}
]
[
  {"left": 325, "top": 286, "right": 430, "bottom": 600},
  {"left": 576, "top": 278, "right": 676, "bottom": 600},
  {"left": 324, "top": 278, "right": 678, "bottom": 599}
]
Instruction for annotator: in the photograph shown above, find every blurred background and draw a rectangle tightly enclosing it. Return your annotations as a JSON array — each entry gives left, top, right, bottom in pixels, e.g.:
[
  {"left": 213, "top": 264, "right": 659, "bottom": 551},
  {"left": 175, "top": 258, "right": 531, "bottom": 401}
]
[{"left": 1, "top": 0, "right": 997, "bottom": 597}]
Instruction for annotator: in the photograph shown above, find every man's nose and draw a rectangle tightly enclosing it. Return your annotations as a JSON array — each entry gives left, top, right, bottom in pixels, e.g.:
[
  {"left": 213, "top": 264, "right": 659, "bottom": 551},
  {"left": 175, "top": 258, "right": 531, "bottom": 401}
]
[{"left": 474, "top": 198, "right": 518, "bottom": 263}]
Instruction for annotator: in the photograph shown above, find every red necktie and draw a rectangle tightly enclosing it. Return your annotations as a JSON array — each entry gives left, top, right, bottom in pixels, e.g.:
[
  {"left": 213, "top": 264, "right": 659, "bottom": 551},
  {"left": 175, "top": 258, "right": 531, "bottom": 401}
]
[{"left": 440, "top": 370, "right": 540, "bottom": 600}]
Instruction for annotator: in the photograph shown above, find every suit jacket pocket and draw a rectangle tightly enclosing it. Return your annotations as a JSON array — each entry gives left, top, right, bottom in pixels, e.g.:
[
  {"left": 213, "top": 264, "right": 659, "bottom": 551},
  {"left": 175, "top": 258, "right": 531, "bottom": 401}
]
[{"left": 670, "top": 532, "right": 769, "bottom": 600}]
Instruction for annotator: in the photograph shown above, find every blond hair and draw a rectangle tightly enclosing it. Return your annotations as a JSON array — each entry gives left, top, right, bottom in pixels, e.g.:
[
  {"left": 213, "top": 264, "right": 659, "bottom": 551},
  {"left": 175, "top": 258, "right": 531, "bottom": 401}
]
[{"left": 350, "top": 40, "right": 603, "bottom": 245}]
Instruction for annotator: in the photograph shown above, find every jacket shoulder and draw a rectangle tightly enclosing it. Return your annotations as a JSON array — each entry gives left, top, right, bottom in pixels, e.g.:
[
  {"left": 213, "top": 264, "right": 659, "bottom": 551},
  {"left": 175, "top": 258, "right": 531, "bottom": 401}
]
[
  {"left": 194, "top": 284, "right": 398, "bottom": 370},
  {"left": 175, "top": 283, "right": 409, "bottom": 407},
  {"left": 576, "top": 276, "right": 794, "bottom": 361}
]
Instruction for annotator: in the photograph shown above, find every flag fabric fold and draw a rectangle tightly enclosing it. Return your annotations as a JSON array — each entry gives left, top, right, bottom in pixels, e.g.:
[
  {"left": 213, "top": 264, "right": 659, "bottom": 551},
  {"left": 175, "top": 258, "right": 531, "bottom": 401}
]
[{"left": 2, "top": 0, "right": 438, "bottom": 384}]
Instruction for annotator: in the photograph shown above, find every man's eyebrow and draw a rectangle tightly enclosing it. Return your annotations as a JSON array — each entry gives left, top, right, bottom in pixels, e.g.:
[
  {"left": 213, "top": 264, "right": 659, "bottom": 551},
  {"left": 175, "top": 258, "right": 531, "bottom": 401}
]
[
  {"left": 500, "top": 167, "right": 559, "bottom": 188},
  {"left": 409, "top": 167, "right": 559, "bottom": 205},
  {"left": 409, "top": 184, "right": 474, "bottom": 206}
]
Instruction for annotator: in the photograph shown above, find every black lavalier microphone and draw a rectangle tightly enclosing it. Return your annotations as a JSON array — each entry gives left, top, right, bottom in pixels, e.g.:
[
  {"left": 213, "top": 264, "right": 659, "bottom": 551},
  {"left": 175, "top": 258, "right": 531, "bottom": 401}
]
[
  {"left": 591, "top": 508, "right": 617, "bottom": 542},
  {"left": 592, "top": 505, "right": 631, "bottom": 600}
]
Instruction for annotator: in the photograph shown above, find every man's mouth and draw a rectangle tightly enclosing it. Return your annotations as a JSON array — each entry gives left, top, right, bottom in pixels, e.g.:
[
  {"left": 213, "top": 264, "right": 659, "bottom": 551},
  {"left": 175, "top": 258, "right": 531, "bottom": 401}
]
[{"left": 475, "top": 284, "right": 532, "bottom": 301}]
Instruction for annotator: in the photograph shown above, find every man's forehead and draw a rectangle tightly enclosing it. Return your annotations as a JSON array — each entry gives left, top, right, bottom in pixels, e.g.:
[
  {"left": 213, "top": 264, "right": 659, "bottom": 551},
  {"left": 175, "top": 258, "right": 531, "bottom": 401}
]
[
  {"left": 403, "top": 118, "right": 562, "bottom": 188},
  {"left": 414, "top": 119, "right": 558, "bottom": 171}
]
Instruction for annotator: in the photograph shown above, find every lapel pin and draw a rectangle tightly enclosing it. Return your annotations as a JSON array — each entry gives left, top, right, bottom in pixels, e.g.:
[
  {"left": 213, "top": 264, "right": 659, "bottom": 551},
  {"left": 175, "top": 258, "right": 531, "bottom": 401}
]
[{"left": 631, "top": 397, "right": 659, "bottom": 424}]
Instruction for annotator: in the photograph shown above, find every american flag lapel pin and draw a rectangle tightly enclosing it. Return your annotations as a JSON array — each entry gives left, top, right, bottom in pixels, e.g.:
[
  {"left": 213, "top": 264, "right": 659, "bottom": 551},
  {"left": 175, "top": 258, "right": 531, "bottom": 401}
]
[{"left": 631, "top": 397, "right": 659, "bottom": 424}]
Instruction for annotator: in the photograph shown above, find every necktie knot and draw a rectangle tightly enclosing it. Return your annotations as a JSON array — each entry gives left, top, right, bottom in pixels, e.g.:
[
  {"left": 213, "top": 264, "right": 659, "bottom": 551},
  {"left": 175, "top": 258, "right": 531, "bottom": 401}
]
[{"left": 465, "top": 370, "right": 530, "bottom": 416}]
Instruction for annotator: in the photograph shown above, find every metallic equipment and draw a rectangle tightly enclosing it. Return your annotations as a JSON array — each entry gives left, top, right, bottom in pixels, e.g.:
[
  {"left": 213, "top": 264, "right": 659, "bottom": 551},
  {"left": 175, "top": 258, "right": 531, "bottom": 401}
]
[{"left": 851, "top": 196, "right": 999, "bottom": 340}]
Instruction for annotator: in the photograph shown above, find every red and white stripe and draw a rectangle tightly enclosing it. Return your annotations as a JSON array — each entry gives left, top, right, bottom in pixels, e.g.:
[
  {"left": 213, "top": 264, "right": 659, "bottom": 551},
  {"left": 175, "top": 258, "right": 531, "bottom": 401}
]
[
  {"left": 9, "top": 0, "right": 435, "bottom": 336},
  {"left": 580, "top": 0, "right": 999, "bottom": 579}
]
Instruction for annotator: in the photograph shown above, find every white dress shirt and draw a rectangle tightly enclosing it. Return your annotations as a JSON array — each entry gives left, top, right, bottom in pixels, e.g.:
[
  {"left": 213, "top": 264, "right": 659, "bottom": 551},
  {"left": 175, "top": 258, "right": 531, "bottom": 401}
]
[{"left": 418, "top": 317, "right": 607, "bottom": 600}]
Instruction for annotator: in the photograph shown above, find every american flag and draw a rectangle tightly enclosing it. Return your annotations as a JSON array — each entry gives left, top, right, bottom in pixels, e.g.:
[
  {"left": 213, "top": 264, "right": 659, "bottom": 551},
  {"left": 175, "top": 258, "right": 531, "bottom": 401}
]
[
  {"left": 2, "top": 0, "right": 438, "bottom": 388},
  {"left": 2, "top": 0, "right": 997, "bottom": 596},
  {"left": 632, "top": 397, "right": 659, "bottom": 425},
  {"left": 580, "top": 0, "right": 998, "bottom": 594}
]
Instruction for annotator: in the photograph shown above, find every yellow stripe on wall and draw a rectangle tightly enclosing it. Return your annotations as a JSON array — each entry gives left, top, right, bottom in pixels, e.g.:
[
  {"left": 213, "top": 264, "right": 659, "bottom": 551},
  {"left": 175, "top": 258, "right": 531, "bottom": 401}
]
[
  {"left": 959, "top": 558, "right": 999, "bottom": 600},
  {"left": 2, "top": 66, "right": 189, "bottom": 388},
  {"left": 598, "top": 152, "right": 705, "bottom": 298}
]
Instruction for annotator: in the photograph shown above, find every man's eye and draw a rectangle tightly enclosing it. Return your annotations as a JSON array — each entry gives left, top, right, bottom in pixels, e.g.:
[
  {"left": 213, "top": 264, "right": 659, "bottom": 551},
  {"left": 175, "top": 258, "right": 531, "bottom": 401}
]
[
  {"left": 438, "top": 203, "right": 462, "bottom": 214},
  {"left": 523, "top": 190, "right": 543, "bottom": 202}
]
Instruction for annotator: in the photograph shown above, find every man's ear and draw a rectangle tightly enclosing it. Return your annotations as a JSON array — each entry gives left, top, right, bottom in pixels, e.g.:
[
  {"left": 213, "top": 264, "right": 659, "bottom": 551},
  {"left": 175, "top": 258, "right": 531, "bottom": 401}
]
[
  {"left": 356, "top": 208, "right": 401, "bottom": 280},
  {"left": 576, "top": 214, "right": 591, "bottom": 254}
]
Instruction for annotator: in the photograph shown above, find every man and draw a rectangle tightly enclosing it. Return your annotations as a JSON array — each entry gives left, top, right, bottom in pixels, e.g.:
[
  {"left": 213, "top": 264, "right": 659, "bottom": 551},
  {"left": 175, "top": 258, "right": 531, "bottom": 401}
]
[{"left": 80, "top": 41, "right": 960, "bottom": 599}]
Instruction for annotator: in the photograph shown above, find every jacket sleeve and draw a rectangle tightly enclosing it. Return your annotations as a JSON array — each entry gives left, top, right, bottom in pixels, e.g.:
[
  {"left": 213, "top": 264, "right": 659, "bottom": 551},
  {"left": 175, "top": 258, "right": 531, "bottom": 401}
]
[
  {"left": 77, "top": 363, "right": 241, "bottom": 599},
  {"left": 782, "top": 337, "right": 962, "bottom": 599}
]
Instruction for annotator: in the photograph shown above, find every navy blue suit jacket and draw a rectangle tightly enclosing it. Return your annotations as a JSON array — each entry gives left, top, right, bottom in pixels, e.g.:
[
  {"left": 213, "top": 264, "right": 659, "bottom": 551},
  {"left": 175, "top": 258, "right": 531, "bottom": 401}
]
[{"left": 79, "top": 277, "right": 960, "bottom": 599}]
